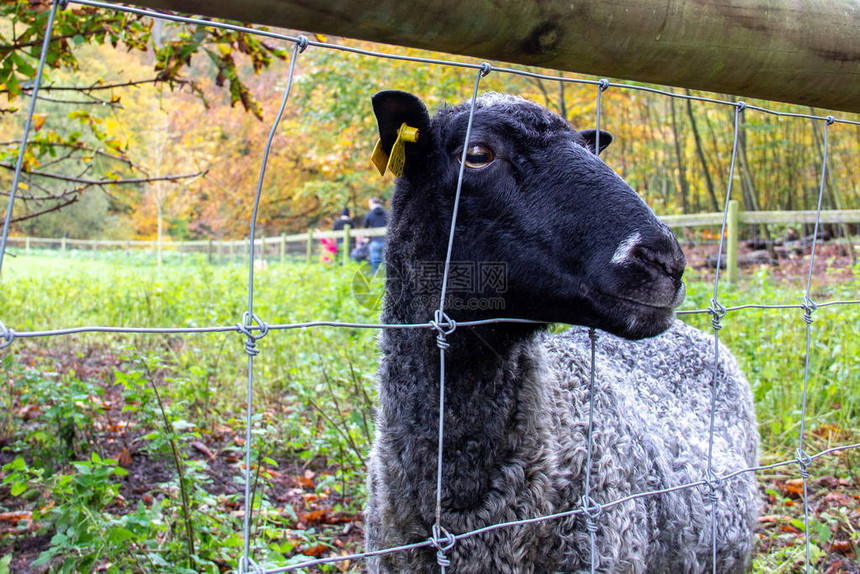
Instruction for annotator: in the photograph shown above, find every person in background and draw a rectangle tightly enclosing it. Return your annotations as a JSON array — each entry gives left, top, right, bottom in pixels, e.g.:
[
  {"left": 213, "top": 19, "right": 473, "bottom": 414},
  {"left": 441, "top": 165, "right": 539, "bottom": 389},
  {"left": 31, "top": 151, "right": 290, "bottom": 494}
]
[
  {"left": 363, "top": 197, "right": 388, "bottom": 273},
  {"left": 332, "top": 207, "right": 354, "bottom": 260},
  {"left": 350, "top": 236, "right": 369, "bottom": 263},
  {"left": 315, "top": 229, "right": 337, "bottom": 264}
]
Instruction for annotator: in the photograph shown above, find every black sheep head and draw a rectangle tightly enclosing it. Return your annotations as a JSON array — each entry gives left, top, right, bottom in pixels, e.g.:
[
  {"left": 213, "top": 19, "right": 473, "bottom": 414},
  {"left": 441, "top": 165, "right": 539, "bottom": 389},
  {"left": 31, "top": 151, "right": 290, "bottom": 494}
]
[{"left": 372, "top": 90, "right": 685, "bottom": 340}]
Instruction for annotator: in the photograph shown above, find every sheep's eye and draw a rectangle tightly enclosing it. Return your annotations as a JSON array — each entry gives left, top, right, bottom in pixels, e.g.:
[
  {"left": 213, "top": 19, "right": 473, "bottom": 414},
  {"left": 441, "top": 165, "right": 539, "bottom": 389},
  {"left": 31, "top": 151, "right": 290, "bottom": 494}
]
[{"left": 461, "top": 144, "right": 495, "bottom": 169}]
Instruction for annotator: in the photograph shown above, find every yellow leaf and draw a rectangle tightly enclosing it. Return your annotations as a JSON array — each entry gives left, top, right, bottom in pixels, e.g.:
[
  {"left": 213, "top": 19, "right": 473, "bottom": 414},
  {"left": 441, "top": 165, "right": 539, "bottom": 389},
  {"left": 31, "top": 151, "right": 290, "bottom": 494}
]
[{"left": 32, "top": 113, "right": 47, "bottom": 131}]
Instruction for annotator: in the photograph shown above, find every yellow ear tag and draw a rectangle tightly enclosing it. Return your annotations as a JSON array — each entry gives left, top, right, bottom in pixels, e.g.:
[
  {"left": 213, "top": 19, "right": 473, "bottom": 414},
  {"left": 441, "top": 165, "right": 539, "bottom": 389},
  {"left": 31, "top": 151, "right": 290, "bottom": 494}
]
[
  {"left": 371, "top": 123, "right": 419, "bottom": 178},
  {"left": 371, "top": 139, "right": 389, "bottom": 176}
]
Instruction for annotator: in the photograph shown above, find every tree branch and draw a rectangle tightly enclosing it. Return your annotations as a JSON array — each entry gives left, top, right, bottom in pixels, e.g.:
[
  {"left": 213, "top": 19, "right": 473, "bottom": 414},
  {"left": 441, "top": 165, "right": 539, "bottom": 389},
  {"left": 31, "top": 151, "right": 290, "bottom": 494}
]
[
  {"left": 9, "top": 181, "right": 95, "bottom": 202},
  {"left": 0, "top": 30, "right": 102, "bottom": 51},
  {"left": 3, "top": 196, "right": 79, "bottom": 225},
  {"left": 0, "top": 78, "right": 179, "bottom": 96},
  {"left": 0, "top": 164, "right": 208, "bottom": 185},
  {"left": 27, "top": 93, "right": 124, "bottom": 108},
  {"left": 0, "top": 140, "right": 136, "bottom": 168}
]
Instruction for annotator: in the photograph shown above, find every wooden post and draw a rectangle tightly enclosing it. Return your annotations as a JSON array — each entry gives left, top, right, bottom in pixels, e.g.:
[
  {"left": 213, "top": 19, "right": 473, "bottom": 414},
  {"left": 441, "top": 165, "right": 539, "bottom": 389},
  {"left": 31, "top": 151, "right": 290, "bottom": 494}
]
[
  {"left": 132, "top": 0, "right": 860, "bottom": 113},
  {"left": 25, "top": 236, "right": 30, "bottom": 253},
  {"left": 280, "top": 233, "right": 286, "bottom": 264},
  {"left": 126, "top": 240, "right": 130, "bottom": 256},
  {"left": 208, "top": 239, "right": 213, "bottom": 264},
  {"left": 726, "top": 199, "right": 739, "bottom": 284},
  {"left": 61, "top": 237, "right": 66, "bottom": 252},
  {"left": 342, "top": 224, "right": 351, "bottom": 266},
  {"left": 306, "top": 228, "right": 314, "bottom": 264}
]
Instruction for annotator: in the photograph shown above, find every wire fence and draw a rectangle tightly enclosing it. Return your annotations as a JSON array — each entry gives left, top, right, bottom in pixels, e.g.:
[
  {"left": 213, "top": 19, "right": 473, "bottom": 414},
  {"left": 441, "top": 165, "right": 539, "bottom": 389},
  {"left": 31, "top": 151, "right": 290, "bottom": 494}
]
[{"left": 1, "top": 1, "right": 859, "bottom": 572}]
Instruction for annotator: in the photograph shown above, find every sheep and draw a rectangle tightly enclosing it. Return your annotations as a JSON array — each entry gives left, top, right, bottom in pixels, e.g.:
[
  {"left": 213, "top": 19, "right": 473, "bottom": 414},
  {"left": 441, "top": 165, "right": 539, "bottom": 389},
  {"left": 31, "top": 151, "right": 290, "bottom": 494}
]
[{"left": 364, "top": 90, "right": 759, "bottom": 573}]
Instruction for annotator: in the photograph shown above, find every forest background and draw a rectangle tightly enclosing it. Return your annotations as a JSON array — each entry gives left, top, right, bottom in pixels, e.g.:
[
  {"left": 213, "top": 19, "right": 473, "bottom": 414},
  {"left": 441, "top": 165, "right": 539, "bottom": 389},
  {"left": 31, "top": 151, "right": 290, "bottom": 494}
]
[{"left": 3, "top": 0, "right": 858, "bottom": 246}]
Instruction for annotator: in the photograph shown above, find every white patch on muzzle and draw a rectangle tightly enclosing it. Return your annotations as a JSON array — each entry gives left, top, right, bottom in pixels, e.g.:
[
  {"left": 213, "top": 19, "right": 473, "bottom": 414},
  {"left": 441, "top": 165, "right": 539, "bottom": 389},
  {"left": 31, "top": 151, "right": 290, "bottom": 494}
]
[{"left": 610, "top": 232, "right": 641, "bottom": 266}]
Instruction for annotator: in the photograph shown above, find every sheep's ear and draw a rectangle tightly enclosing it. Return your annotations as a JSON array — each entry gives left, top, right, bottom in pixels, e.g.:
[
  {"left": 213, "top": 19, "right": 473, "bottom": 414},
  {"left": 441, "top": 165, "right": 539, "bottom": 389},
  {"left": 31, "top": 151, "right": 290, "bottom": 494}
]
[
  {"left": 578, "top": 129, "right": 613, "bottom": 155},
  {"left": 372, "top": 91, "right": 432, "bottom": 174}
]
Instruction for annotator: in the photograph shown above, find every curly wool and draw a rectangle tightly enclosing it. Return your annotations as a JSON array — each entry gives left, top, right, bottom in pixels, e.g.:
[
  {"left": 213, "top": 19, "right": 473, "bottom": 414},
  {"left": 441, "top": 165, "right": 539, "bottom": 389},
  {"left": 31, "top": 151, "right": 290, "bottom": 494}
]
[{"left": 366, "top": 321, "right": 758, "bottom": 573}]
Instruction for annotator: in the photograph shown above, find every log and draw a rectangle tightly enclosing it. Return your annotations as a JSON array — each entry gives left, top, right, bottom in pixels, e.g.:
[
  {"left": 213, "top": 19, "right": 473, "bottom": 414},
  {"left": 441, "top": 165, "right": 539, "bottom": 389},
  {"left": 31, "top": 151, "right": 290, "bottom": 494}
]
[{"left": 130, "top": 0, "right": 860, "bottom": 113}]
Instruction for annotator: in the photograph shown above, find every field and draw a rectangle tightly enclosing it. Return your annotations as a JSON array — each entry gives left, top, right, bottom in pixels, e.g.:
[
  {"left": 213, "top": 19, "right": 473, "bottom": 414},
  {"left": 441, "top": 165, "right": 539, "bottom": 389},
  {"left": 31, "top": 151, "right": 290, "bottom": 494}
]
[{"left": 1, "top": 250, "right": 859, "bottom": 573}]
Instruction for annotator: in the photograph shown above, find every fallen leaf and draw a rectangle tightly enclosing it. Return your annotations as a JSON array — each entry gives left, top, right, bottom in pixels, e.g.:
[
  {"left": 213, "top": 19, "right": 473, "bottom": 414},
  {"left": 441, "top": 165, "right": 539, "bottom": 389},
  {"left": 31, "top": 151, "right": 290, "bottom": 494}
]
[
  {"left": 758, "top": 514, "right": 794, "bottom": 524},
  {"left": 295, "top": 474, "right": 315, "bottom": 489},
  {"left": 831, "top": 540, "right": 854, "bottom": 556},
  {"left": 0, "top": 511, "right": 32, "bottom": 524},
  {"left": 191, "top": 440, "right": 215, "bottom": 460},
  {"left": 781, "top": 478, "right": 805, "bottom": 498},
  {"left": 303, "top": 543, "right": 328, "bottom": 557},
  {"left": 817, "top": 475, "right": 841, "bottom": 489},
  {"left": 116, "top": 447, "right": 132, "bottom": 468},
  {"left": 301, "top": 509, "right": 330, "bottom": 525}
]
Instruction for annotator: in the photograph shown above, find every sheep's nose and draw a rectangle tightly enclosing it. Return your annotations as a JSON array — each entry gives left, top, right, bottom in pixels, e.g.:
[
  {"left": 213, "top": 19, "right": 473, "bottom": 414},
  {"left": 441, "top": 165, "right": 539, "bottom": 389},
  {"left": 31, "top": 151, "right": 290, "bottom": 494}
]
[{"left": 631, "top": 234, "right": 686, "bottom": 284}]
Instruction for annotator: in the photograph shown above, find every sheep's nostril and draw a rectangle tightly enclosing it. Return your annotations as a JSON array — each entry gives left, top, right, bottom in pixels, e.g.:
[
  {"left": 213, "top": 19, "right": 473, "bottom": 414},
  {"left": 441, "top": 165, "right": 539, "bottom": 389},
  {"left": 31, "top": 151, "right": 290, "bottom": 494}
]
[{"left": 633, "top": 242, "right": 686, "bottom": 282}]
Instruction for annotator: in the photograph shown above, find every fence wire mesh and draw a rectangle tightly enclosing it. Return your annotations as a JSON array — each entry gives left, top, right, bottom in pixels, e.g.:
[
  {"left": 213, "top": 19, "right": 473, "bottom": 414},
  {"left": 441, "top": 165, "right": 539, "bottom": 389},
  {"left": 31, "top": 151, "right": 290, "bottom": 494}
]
[{"left": 1, "top": 0, "right": 859, "bottom": 572}]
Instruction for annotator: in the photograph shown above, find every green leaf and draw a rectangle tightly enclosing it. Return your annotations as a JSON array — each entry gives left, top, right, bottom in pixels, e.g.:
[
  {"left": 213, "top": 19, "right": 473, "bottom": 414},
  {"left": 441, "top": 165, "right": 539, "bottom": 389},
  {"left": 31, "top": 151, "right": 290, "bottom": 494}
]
[
  {"left": 10, "top": 479, "right": 29, "bottom": 497},
  {"left": 3, "top": 456, "right": 27, "bottom": 472},
  {"left": 106, "top": 526, "right": 135, "bottom": 543}
]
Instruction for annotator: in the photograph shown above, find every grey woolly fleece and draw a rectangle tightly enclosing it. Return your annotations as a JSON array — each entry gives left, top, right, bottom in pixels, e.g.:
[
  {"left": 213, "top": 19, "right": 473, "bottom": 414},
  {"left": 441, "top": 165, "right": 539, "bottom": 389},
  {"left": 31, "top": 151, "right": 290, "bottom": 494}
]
[{"left": 365, "top": 320, "right": 759, "bottom": 573}]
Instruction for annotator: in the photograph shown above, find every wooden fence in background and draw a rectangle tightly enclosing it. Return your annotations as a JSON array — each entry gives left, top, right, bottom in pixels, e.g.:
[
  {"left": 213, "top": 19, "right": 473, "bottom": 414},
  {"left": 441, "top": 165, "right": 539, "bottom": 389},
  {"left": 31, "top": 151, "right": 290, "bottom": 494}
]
[{"left": 7, "top": 202, "right": 860, "bottom": 282}]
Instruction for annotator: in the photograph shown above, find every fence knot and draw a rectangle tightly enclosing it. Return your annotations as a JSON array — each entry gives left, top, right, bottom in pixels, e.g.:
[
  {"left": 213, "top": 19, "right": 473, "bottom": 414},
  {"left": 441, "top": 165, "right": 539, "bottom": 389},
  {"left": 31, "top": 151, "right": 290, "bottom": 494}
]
[
  {"left": 597, "top": 79, "right": 610, "bottom": 92},
  {"left": 0, "top": 320, "right": 14, "bottom": 349},
  {"left": 702, "top": 471, "right": 723, "bottom": 503},
  {"left": 296, "top": 35, "right": 309, "bottom": 53},
  {"left": 429, "top": 524, "right": 456, "bottom": 568},
  {"left": 588, "top": 327, "right": 599, "bottom": 343},
  {"left": 479, "top": 62, "right": 492, "bottom": 77},
  {"left": 795, "top": 448, "right": 813, "bottom": 480},
  {"left": 579, "top": 495, "right": 603, "bottom": 533},
  {"left": 801, "top": 296, "right": 817, "bottom": 325},
  {"left": 708, "top": 299, "right": 727, "bottom": 331},
  {"left": 236, "top": 555, "right": 265, "bottom": 574},
  {"left": 57, "top": 0, "right": 70, "bottom": 9},
  {"left": 825, "top": 115, "right": 836, "bottom": 125},
  {"left": 236, "top": 312, "right": 269, "bottom": 357},
  {"left": 736, "top": 100, "right": 747, "bottom": 112},
  {"left": 430, "top": 310, "right": 457, "bottom": 350}
]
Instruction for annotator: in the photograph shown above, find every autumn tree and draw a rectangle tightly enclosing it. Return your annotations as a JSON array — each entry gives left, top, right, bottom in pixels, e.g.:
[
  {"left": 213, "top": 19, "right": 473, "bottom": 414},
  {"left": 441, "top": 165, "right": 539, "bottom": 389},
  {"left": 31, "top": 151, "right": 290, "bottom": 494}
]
[{"left": 1, "top": 0, "right": 289, "bottom": 236}]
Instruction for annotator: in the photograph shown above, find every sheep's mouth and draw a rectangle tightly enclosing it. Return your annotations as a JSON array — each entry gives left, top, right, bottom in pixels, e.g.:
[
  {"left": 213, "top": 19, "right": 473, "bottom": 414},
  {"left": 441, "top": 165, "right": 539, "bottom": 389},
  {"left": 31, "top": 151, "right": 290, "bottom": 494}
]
[
  {"left": 580, "top": 282, "right": 685, "bottom": 339},
  {"left": 608, "top": 282, "right": 686, "bottom": 311},
  {"left": 584, "top": 281, "right": 685, "bottom": 312}
]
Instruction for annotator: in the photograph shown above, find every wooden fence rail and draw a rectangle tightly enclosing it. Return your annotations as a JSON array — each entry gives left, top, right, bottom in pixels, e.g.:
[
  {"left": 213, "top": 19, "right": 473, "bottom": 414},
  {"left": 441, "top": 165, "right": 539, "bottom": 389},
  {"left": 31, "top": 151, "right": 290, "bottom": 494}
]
[{"left": 7, "top": 203, "right": 860, "bottom": 282}]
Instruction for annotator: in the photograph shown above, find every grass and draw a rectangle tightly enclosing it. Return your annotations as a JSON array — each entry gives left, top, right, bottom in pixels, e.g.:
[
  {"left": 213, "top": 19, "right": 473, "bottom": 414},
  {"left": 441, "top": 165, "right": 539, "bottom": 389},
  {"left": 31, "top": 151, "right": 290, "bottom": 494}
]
[{"left": 1, "top": 249, "right": 859, "bottom": 571}]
